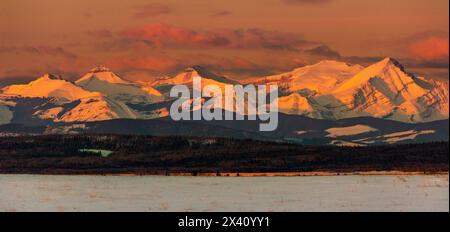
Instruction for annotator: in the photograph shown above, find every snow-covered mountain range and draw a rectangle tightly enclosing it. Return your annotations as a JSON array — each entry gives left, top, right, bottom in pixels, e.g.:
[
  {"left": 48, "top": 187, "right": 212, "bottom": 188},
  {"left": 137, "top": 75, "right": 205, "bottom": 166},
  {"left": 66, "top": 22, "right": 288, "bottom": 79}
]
[
  {"left": 251, "top": 58, "right": 448, "bottom": 123},
  {"left": 0, "top": 58, "right": 448, "bottom": 145}
]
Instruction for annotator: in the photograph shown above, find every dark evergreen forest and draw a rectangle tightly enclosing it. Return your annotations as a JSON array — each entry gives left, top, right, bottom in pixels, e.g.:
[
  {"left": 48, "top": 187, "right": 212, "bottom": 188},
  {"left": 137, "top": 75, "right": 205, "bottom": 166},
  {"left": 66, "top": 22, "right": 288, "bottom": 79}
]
[{"left": 0, "top": 135, "right": 448, "bottom": 174}]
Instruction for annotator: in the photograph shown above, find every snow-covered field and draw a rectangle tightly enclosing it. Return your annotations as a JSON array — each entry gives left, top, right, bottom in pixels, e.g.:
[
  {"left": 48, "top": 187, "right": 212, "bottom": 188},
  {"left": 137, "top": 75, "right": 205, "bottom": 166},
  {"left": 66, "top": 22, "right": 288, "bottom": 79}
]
[
  {"left": 326, "top": 124, "right": 378, "bottom": 137},
  {"left": 0, "top": 174, "right": 448, "bottom": 212}
]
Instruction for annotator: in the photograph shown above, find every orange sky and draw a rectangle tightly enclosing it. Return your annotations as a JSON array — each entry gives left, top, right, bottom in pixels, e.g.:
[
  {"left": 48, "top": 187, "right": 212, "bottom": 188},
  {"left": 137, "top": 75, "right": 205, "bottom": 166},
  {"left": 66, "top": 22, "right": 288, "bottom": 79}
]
[{"left": 0, "top": 0, "right": 448, "bottom": 83}]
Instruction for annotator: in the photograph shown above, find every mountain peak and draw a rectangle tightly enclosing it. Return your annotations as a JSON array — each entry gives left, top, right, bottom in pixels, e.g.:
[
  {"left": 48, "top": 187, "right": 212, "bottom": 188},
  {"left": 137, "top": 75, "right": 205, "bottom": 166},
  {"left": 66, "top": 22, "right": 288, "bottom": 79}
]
[
  {"left": 184, "top": 66, "right": 220, "bottom": 79},
  {"left": 151, "top": 66, "right": 238, "bottom": 87},
  {"left": 245, "top": 59, "right": 364, "bottom": 95},
  {"left": 89, "top": 66, "right": 112, "bottom": 73},
  {"left": 377, "top": 57, "right": 406, "bottom": 71},
  {"left": 333, "top": 57, "right": 416, "bottom": 94},
  {"left": 185, "top": 65, "right": 206, "bottom": 72},
  {"left": 39, "top": 74, "right": 63, "bottom": 81},
  {"left": 314, "top": 60, "right": 352, "bottom": 67},
  {"left": 2, "top": 73, "right": 100, "bottom": 101},
  {"left": 183, "top": 66, "right": 238, "bottom": 84},
  {"left": 291, "top": 60, "right": 363, "bottom": 73},
  {"left": 77, "top": 67, "right": 129, "bottom": 85},
  {"left": 358, "top": 57, "right": 410, "bottom": 77}
]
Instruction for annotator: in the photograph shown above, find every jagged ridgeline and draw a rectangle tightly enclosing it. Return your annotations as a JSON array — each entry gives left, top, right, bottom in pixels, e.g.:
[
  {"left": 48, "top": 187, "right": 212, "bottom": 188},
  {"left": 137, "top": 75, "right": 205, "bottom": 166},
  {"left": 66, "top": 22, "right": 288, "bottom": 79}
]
[{"left": 0, "top": 58, "right": 448, "bottom": 145}]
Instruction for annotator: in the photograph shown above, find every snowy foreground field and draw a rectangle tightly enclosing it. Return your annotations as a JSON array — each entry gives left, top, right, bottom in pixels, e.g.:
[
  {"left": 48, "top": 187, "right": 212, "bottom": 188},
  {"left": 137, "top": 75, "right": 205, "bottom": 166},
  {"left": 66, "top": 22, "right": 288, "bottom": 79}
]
[{"left": 0, "top": 174, "right": 448, "bottom": 212}]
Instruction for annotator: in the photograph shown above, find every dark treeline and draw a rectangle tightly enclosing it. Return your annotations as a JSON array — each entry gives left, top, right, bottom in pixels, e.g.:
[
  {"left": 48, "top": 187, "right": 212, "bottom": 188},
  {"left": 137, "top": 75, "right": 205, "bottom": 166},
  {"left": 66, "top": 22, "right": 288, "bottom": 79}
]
[{"left": 0, "top": 135, "right": 448, "bottom": 174}]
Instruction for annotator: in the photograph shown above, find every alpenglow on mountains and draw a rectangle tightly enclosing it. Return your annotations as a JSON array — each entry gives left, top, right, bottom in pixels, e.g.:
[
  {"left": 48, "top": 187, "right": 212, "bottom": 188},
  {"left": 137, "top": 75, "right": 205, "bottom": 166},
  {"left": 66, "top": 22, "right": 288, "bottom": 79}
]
[
  {"left": 250, "top": 58, "right": 448, "bottom": 123},
  {"left": 0, "top": 58, "right": 448, "bottom": 145},
  {"left": 2, "top": 57, "right": 447, "bottom": 124}
]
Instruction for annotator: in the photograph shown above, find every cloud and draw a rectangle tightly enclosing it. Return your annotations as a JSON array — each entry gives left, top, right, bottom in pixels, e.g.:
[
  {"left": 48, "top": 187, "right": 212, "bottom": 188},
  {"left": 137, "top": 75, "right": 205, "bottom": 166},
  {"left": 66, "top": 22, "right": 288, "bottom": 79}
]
[
  {"left": 409, "top": 36, "right": 449, "bottom": 61},
  {"left": 305, "top": 45, "right": 341, "bottom": 59},
  {"left": 119, "top": 23, "right": 315, "bottom": 50},
  {"left": 107, "top": 56, "right": 182, "bottom": 72},
  {"left": 99, "top": 52, "right": 305, "bottom": 79},
  {"left": 211, "top": 11, "right": 232, "bottom": 17},
  {"left": 175, "top": 53, "right": 311, "bottom": 78},
  {"left": 209, "top": 56, "right": 264, "bottom": 76},
  {"left": 83, "top": 12, "right": 92, "bottom": 18},
  {"left": 0, "top": 46, "right": 77, "bottom": 59},
  {"left": 0, "top": 75, "right": 36, "bottom": 86},
  {"left": 87, "top": 29, "right": 113, "bottom": 38},
  {"left": 377, "top": 31, "right": 449, "bottom": 63},
  {"left": 303, "top": 45, "right": 386, "bottom": 67},
  {"left": 342, "top": 56, "right": 383, "bottom": 65},
  {"left": 283, "top": 0, "right": 333, "bottom": 5},
  {"left": 218, "top": 56, "right": 307, "bottom": 77},
  {"left": 133, "top": 3, "right": 172, "bottom": 18},
  {"left": 304, "top": 43, "right": 449, "bottom": 72},
  {"left": 104, "top": 54, "right": 261, "bottom": 77}
]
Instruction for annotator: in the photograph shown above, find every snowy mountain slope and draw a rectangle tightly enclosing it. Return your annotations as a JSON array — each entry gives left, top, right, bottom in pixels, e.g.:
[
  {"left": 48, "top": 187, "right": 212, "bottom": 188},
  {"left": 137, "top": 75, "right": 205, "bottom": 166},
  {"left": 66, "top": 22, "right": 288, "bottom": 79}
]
[
  {"left": 150, "top": 66, "right": 242, "bottom": 115},
  {"left": 331, "top": 58, "right": 449, "bottom": 122},
  {"left": 1, "top": 74, "right": 101, "bottom": 102},
  {"left": 244, "top": 60, "right": 367, "bottom": 119},
  {"left": 0, "top": 69, "right": 169, "bottom": 125},
  {"left": 416, "top": 80, "right": 449, "bottom": 120},
  {"left": 246, "top": 60, "right": 364, "bottom": 95},
  {"left": 277, "top": 93, "right": 317, "bottom": 117},
  {"left": 6, "top": 94, "right": 138, "bottom": 124},
  {"left": 76, "top": 67, "right": 163, "bottom": 103},
  {"left": 55, "top": 96, "right": 138, "bottom": 122},
  {"left": 0, "top": 96, "right": 15, "bottom": 124},
  {"left": 248, "top": 58, "right": 448, "bottom": 123},
  {"left": 77, "top": 66, "right": 130, "bottom": 84},
  {"left": 152, "top": 66, "right": 239, "bottom": 98},
  {"left": 0, "top": 59, "right": 447, "bottom": 128},
  {"left": 0, "top": 71, "right": 141, "bottom": 124},
  {"left": 0, "top": 104, "right": 13, "bottom": 125},
  {"left": 153, "top": 66, "right": 238, "bottom": 87}
]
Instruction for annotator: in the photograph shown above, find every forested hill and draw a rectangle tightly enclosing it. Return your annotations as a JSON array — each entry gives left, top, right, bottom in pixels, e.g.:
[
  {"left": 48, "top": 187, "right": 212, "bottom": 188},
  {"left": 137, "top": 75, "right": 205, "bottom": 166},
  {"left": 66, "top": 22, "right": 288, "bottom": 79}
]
[{"left": 0, "top": 135, "right": 448, "bottom": 175}]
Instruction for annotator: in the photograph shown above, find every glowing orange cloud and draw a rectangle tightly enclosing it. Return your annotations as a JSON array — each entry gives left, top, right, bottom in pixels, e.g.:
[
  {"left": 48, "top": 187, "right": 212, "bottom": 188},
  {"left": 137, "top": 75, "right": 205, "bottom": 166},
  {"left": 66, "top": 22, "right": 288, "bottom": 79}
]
[
  {"left": 410, "top": 36, "right": 449, "bottom": 61},
  {"left": 108, "top": 56, "right": 180, "bottom": 72},
  {"left": 119, "top": 23, "right": 313, "bottom": 50},
  {"left": 133, "top": 3, "right": 172, "bottom": 18}
]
